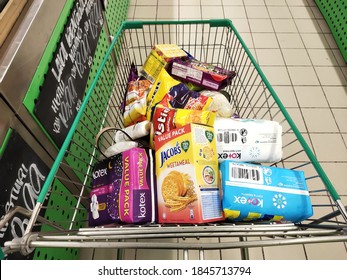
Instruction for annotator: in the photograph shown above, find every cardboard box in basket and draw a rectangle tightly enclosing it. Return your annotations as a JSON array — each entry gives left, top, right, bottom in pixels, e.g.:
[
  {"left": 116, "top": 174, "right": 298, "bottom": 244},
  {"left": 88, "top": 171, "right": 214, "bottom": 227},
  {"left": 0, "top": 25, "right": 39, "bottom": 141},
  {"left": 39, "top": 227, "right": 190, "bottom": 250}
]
[
  {"left": 141, "top": 44, "right": 187, "bottom": 83},
  {"left": 154, "top": 123, "right": 224, "bottom": 224}
]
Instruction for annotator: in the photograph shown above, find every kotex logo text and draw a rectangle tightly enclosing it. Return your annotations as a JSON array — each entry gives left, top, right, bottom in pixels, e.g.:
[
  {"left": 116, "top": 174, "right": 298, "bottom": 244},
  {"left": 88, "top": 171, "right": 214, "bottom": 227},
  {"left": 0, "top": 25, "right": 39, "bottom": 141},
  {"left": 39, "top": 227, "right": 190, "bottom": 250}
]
[
  {"left": 234, "top": 196, "right": 264, "bottom": 208},
  {"left": 218, "top": 152, "right": 241, "bottom": 160}
]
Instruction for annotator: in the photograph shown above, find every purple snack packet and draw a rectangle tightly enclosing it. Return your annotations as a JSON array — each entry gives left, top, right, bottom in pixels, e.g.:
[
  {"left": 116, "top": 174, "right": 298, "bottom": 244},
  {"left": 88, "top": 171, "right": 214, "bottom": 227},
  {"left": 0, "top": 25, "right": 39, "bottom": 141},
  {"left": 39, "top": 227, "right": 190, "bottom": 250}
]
[
  {"left": 167, "top": 83, "right": 202, "bottom": 109},
  {"left": 128, "top": 62, "right": 139, "bottom": 83},
  {"left": 169, "top": 57, "right": 236, "bottom": 91},
  {"left": 121, "top": 63, "right": 139, "bottom": 113}
]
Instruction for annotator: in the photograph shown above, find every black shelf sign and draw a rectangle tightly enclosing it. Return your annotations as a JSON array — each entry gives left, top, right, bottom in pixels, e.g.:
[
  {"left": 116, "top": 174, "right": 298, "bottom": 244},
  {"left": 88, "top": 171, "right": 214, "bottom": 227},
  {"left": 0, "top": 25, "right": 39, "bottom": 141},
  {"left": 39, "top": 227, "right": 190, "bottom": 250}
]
[
  {"left": 34, "top": 0, "right": 104, "bottom": 148},
  {"left": 0, "top": 130, "right": 50, "bottom": 259}
]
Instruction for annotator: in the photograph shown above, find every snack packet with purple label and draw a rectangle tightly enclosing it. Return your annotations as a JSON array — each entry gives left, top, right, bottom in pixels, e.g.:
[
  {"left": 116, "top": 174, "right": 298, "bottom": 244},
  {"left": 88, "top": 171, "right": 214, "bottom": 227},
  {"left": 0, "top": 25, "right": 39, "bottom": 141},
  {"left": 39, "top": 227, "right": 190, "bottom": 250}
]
[
  {"left": 160, "top": 83, "right": 212, "bottom": 111},
  {"left": 169, "top": 57, "right": 236, "bottom": 91}
]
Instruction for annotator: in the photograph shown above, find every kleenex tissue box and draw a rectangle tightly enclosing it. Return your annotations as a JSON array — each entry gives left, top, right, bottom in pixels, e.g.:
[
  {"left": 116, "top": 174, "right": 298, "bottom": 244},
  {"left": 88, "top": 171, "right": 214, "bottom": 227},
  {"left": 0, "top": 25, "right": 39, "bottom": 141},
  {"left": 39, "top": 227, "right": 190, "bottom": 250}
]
[{"left": 220, "top": 161, "right": 313, "bottom": 223}]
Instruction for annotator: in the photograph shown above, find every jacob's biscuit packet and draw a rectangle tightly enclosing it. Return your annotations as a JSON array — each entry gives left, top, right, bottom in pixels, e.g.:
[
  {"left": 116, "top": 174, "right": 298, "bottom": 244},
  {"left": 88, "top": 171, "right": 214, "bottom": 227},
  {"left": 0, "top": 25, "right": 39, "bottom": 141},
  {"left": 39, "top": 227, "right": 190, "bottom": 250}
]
[{"left": 154, "top": 123, "right": 223, "bottom": 224}]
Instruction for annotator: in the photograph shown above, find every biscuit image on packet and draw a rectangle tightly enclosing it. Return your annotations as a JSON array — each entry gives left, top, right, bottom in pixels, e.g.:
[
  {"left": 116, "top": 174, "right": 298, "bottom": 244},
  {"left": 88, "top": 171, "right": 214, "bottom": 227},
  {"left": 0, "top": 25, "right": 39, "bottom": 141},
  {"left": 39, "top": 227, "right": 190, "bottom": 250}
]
[{"left": 161, "top": 171, "right": 197, "bottom": 212}]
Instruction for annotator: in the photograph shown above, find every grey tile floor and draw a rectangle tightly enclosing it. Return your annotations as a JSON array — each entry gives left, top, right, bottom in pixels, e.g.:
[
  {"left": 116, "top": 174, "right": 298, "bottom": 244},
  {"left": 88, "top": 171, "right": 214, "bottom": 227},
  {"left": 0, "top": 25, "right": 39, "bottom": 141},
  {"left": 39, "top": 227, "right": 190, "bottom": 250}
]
[{"left": 83, "top": 0, "right": 347, "bottom": 260}]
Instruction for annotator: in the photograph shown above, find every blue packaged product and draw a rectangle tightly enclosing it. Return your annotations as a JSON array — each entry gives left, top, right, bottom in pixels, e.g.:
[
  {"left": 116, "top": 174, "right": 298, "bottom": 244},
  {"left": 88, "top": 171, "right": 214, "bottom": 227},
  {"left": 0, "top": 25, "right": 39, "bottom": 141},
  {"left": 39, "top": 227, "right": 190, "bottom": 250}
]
[{"left": 220, "top": 161, "right": 313, "bottom": 223}]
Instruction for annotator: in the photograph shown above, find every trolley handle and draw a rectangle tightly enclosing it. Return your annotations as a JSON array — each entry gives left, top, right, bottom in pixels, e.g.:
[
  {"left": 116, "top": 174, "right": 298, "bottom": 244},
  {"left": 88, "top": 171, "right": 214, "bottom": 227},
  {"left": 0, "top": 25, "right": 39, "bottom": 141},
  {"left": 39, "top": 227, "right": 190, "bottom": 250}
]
[
  {"left": 122, "top": 19, "right": 232, "bottom": 30},
  {"left": 0, "top": 206, "right": 65, "bottom": 232}
]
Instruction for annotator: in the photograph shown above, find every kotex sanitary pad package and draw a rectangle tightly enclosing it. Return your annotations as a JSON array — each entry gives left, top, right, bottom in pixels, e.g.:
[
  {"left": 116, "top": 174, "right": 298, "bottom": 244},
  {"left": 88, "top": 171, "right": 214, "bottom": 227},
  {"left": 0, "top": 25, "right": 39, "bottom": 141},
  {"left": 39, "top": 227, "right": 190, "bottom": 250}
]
[
  {"left": 220, "top": 161, "right": 313, "bottom": 223},
  {"left": 89, "top": 148, "right": 156, "bottom": 226},
  {"left": 118, "top": 147, "right": 157, "bottom": 224},
  {"left": 89, "top": 156, "right": 122, "bottom": 226},
  {"left": 214, "top": 117, "right": 283, "bottom": 163}
]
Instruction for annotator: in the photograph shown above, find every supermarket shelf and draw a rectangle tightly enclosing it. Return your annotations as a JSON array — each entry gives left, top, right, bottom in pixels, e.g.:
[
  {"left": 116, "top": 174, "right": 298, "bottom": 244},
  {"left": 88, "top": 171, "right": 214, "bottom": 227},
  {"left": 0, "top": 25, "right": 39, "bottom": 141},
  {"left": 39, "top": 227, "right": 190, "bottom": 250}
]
[{"left": 315, "top": 0, "right": 347, "bottom": 62}]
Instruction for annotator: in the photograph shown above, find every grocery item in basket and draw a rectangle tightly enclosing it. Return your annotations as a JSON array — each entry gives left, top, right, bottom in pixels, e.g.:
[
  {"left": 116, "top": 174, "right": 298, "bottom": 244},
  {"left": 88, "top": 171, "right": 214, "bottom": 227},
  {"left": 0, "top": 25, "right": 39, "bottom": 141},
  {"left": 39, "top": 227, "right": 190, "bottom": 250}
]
[
  {"left": 200, "top": 90, "right": 233, "bottom": 118},
  {"left": 89, "top": 148, "right": 156, "bottom": 226},
  {"left": 154, "top": 123, "right": 224, "bottom": 224},
  {"left": 151, "top": 105, "right": 216, "bottom": 149},
  {"left": 128, "top": 63, "right": 139, "bottom": 83},
  {"left": 89, "top": 156, "right": 122, "bottom": 226},
  {"left": 146, "top": 68, "right": 180, "bottom": 121},
  {"left": 121, "top": 63, "right": 139, "bottom": 113},
  {"left": 160, "top": 83, "right": 212, "bottom": 111},
  {"left": 114, "top": 120, "right": 151, "bottom": 143},
  {"left": 124, "top": 78, "right": 152, "bottom": 127},
  {"left": 214, "top": 117, "right": 282, "bottom": 163},
  {"left": 141, "top": 44, "right": 188, "bottom": 83},
  {"left": 103, "top": 141, "right": 139, "bottom": 158},
  {"left": 118, "top": 147, "right": 157, "bottom": 224},
  {"left": 220, "top": 161, "right": 313, "bottom": 223},
  {"left": 168, "top": 57, "right": 236, "bottom": 91}
]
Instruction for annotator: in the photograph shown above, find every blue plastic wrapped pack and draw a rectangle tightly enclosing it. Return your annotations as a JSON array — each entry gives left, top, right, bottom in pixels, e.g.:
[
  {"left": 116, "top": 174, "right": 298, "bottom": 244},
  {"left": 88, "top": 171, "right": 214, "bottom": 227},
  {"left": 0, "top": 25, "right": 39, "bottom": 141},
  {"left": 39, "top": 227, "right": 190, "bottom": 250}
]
[{"left": 220, "top": 161, "right": 313, "bottom": 223}]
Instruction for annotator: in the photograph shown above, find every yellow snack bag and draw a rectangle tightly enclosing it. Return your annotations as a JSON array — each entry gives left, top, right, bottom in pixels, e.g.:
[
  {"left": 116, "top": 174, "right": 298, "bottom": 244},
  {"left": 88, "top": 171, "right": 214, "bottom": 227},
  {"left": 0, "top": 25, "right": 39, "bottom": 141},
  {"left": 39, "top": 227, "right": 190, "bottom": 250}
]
[
  {"left": 150, "top": 105, "right": 216, "bottom": 149},
  {"left": 146, "top": 68, "right": 180, "bottom": 121},
  {"left": 124, "top": 79, "right": 151, "bottom": 127}
]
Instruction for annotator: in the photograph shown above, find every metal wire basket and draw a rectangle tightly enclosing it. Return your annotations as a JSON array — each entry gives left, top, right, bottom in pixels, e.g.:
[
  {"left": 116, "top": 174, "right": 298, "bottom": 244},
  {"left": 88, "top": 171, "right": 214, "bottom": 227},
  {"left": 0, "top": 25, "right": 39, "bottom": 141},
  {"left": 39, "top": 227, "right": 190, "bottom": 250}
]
[{"left": 1, "top": 19, "right": 347, "bottom": 260}]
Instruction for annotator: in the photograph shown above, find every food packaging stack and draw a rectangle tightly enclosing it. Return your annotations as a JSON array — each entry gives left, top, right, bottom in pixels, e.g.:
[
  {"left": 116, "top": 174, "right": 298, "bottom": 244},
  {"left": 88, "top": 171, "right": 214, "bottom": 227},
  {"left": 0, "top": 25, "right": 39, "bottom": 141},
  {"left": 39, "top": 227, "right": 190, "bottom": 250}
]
[{"left": 88, "top": 43, "right": 313, "bottom": 227}]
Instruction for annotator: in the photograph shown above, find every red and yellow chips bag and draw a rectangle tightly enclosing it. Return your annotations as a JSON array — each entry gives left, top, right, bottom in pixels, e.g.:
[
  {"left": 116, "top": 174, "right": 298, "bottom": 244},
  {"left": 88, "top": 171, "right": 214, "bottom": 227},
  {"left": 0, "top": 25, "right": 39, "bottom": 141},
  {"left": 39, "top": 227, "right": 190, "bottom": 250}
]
[{"left": 151, "top": 105, "right": 216, "bottom": 149}]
